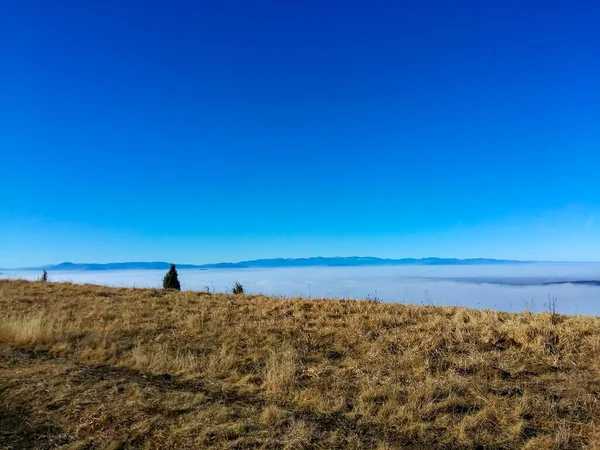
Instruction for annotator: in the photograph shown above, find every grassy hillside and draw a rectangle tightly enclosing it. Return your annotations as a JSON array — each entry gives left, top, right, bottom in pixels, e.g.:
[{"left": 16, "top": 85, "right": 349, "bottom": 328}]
[{"left": 1, "top": 280, "right": 600, "bottom": 449}]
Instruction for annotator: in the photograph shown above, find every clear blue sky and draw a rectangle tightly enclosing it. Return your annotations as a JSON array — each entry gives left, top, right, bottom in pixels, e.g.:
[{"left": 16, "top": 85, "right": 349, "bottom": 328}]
[{"left": 1, "top": 0, "right": 599, "bottom": 267}]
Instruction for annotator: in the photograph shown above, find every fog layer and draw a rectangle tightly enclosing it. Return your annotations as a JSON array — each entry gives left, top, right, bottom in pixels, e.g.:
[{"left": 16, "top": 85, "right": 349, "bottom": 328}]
[{"left": 2, "top": 264, "right": 599, "bottom": 315}]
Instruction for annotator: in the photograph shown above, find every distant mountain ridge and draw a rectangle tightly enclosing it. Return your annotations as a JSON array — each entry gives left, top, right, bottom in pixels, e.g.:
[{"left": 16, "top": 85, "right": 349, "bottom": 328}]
[
  {"left": 41, "top": 262, "right": 203, "bottom": 271},
  {"left": 14, "top": 257, "right": 532, "bottom": 271}
]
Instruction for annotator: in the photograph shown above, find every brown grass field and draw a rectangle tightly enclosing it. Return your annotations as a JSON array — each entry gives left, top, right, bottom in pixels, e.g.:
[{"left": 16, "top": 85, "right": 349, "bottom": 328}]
[{"left": 1, "top": 279, "right": 600, "bottom": 449}]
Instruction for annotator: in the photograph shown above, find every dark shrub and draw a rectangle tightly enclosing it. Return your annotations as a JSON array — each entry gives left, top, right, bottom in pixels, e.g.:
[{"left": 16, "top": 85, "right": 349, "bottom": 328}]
[{"left": 232, "top": 282, "right": 244, "bottom": 295}]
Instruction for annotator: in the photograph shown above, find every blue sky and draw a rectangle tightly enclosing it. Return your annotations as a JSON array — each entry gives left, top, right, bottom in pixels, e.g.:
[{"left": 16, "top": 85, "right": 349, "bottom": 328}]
[{"left": 1, "top": 0, "right": 599, "bottom": 267}]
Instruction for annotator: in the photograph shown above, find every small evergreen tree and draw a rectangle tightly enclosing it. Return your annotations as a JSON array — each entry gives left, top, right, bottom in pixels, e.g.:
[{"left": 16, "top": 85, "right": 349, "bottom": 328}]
[
  {"left": 40, "top": 269, "right": 48, "bottom": 282},
  {"left": 162, "top": 264, "right": 181, "bottom": 290}
]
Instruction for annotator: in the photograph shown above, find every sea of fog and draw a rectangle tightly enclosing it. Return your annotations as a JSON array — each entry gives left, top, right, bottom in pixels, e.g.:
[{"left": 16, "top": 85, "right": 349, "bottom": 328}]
[{"left": 2, "top": 264, "right": 600, "bottom": 315}]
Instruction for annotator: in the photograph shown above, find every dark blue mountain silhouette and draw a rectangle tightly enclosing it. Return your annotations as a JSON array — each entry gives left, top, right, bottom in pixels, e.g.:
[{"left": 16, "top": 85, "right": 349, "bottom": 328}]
[{"left": 18, "top": 257, "right": 531, "bottom": 271}]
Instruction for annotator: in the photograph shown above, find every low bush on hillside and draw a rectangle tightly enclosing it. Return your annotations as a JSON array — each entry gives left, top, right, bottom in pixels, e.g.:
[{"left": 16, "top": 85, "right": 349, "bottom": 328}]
[{"left": 232, "top": 281, "right": 244, "bottom": 295}]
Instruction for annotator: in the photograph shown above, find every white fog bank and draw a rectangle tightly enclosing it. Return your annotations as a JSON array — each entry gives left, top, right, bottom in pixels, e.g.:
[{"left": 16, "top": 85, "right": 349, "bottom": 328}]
[{"left": 2, "top": 264, "right": 599, "bottom": 315}]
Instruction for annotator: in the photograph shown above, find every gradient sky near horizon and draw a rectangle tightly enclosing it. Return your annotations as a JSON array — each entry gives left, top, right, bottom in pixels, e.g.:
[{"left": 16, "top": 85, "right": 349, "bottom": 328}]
[{"left": 1, "top": 0, "right": 599, "bottom": 267}]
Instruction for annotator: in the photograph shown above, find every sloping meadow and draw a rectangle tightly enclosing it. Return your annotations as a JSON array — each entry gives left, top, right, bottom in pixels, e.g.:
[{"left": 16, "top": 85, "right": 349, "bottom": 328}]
[{"left": 1, "top": 279, "right": 600, "bottom": 448}]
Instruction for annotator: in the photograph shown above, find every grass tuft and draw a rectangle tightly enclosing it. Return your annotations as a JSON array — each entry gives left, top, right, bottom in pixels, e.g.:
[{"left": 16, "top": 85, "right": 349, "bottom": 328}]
[{"left": 0, "top": 312, "right": 55, "bottom": 347}]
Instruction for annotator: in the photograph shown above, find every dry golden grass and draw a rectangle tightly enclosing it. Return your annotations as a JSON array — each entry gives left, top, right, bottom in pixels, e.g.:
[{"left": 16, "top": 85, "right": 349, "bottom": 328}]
[{"left": 1, "top": 280, "right": 600, "bottom": 449}]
